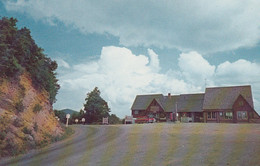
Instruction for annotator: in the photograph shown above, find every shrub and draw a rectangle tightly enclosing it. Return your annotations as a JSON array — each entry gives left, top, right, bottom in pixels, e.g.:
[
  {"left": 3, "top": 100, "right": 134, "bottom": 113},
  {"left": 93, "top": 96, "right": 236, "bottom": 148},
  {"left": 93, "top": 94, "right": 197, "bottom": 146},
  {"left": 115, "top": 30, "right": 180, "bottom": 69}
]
[
  {"left": 13, "top": 118, "right": 24, "bottom": 127},
  {"left": 22, "top": 127, "right": 32, "bottom": 135},
  {"left": 33, "top": 104, "right": 42, "bottom": 113},
  {"left": 33, "top": 122, "right": 38, "bottom": 132},
  {"left": 0, "top": 131, "right": 6, "bottom": 140},
  {"left": 5, "top": 138, "right": 19, "bottom": 156},
  {"left": 15, "top": 100, "right": 24, "bottom": 112}
]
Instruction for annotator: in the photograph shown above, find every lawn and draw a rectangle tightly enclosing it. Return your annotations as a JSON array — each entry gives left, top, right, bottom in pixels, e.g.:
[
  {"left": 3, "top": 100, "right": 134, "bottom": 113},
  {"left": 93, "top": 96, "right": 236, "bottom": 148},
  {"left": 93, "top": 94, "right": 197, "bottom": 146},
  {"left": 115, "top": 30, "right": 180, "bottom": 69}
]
[
  {"left": 94, "top": 123, "right": 260, "bottom": 166},
  {"left": 1, "top": 123, "right": 260, "bottom": 166}
]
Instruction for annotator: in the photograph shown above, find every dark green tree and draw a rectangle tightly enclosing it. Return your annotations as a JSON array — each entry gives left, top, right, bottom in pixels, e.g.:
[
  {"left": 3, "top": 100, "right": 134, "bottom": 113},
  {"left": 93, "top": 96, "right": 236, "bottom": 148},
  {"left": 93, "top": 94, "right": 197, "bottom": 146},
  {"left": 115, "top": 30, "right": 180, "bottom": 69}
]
[
  {"left": 83, "top": 87, "right": 110, "bottom": 124},
  {"left": 109, "top": 114, "right": 121, "bottom": 124},
  {"left": 0, "top": 17, "right": 59, "bottom": 104},
  {"left": 54, "top": 110, "right": 66, "bottom": 124}
]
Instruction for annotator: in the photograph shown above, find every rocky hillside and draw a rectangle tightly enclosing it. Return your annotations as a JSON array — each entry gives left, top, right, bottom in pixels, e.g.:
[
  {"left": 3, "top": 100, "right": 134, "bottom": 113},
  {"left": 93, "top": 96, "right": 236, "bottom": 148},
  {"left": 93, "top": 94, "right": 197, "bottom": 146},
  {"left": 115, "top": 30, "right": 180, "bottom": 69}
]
[
  {"left": 0, "top": 17, "right": 65, "bottom": 157},
  {"left": 0, "top": 73, "right": 64, "bottom": 157}
]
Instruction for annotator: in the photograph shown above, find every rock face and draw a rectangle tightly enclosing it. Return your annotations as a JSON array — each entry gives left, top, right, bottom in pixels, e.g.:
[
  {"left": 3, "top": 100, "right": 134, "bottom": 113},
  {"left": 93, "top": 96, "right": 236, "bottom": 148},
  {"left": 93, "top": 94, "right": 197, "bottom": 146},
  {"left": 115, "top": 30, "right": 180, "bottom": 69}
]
[{"left": 0, "top": 73, "right": 64, "bottom": 157}]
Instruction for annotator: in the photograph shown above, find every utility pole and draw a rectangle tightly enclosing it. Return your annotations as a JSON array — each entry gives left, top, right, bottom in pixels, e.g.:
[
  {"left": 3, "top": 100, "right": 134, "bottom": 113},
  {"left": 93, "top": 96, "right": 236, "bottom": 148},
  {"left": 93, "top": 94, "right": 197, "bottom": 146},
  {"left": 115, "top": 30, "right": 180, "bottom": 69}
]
[{"left": 175, "top": 102, "right": 178, "bottom": 122}]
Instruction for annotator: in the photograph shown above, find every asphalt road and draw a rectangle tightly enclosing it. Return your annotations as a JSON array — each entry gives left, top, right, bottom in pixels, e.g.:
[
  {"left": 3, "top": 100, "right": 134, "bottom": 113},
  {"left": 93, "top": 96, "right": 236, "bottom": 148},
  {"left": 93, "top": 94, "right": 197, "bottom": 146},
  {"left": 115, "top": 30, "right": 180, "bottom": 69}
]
[{"left": 0, "top": 125, "right": 123, "bottom": 166}]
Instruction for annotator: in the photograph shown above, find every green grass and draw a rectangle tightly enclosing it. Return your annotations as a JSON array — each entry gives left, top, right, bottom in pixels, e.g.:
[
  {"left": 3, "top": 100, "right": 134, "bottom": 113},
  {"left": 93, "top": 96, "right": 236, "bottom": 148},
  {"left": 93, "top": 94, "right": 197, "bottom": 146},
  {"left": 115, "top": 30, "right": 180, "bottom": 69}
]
[
  {"left": 142, "top": 124, "right": 164, "bottom": 166},
  {"left": 182, "top": 123, "right": 204, "bottom": 166},
  {"left": 120, "top": 124, "right": 143, "bottom": 166},
  {"left": 97, "top": 126, "right": 121, "bottom": 165},
  {"left": 163, "top": 123, "right": 183, "bottom": 165}
]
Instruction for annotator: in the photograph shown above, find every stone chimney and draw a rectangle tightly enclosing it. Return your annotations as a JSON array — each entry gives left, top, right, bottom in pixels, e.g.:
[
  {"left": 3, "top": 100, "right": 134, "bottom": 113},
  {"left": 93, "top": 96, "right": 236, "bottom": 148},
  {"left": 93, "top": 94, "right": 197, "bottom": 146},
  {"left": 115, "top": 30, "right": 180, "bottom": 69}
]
[{"left": 168, "top": 93, "right": 171, "bottom": 99}]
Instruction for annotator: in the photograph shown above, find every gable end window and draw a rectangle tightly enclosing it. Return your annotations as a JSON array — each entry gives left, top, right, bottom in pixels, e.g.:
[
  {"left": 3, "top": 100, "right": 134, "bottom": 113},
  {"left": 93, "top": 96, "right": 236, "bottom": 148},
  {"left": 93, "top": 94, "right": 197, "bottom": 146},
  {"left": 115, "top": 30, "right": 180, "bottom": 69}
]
[{"left": 239, "top": 101, "right": 244, "bottom": 106}]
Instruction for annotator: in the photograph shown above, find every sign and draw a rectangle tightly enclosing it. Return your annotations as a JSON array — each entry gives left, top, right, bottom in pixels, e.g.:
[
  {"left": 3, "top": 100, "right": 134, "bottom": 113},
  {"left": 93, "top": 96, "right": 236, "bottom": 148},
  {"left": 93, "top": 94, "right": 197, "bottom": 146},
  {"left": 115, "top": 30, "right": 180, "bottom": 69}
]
[
  {"left": 75, "top": 119, "right": 79, "bottom": 124},
  {"left": 102, "top": 117, "right": 109, "bottom": 125},
  {"left": 150, "top": 106, "right": 159, "bottom": 113},
  {"left": 66, "top": 114, "right": 70, "bottom": 127},
  {"left": 81, "top": 118, "right": 85, "bottom": 123}
]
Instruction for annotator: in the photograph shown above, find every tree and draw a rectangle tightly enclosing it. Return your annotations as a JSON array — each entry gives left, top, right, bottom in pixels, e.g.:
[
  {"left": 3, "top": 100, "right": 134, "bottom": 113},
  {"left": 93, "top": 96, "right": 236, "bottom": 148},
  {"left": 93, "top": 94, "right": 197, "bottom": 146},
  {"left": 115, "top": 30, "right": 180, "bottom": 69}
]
[
  {"left": 0, "top": 17, "right": 59, "bottom": 104},
  {"left": 54, "top": 110, "right": 66, "bottom": 124},
  {"left": 83, "top": 87, "right": 110, "bottom": 124},
  {"left": 109, "top": 114, "right": 121, "bottom": 124}
]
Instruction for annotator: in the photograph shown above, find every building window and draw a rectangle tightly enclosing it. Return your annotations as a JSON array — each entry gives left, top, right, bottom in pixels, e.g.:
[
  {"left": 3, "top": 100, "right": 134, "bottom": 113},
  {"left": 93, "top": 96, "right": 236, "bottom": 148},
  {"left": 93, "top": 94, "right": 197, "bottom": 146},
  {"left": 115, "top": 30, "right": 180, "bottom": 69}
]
[
  {"left": 207, "top": 112, "right": 216, "bottom": 119},
  {"left": 134, "top": 110, "right": 139, "bottom": 115},
  {"left": 224, "top": 112, "right": 233, "bottom": 120},
  {"left": 219, "top": 112, "right": 224, "bottom": 118},
  {"left": 237, "top": 111, "right": 248, "bottom": 120}
]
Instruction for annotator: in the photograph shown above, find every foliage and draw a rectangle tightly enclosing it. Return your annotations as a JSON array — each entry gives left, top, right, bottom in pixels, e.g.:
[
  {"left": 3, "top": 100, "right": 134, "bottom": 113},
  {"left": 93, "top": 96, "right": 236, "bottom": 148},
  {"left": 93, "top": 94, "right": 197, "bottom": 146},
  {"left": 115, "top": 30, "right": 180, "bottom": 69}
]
[
  {"left": 13, "top": 118, "right": 24, "bottom": 127},
  {"left": 0, "top": 17, "right": 59, "bottom": 104},
  {"left": 33, "top": 103, "right": 42, "bottom": 113},
  {"left": 33, "top": 122, "right": 38, "bottom": 132},
  {"left": 83, "top": 87, "right": 110, "bottom": 124},
  {"left": 0, "top": 131, "right": 6, "bottom": 140},
  {"left": 22, "top": 127, "right": 32, "bottom": 135},
  {"left": 70, "top": 112, "right": 81, "bottom": 124},
  {"left": 109, "top": 114, "right": 122, "bottom": 124},
  {"left": 54, "top": 109, "right": 67, "bottom": 124},
  {"left": 5, "top": 138, "right": 20, "bottom": 156},
  {"left": 15, "top": 100, "right": 25, "bottom": 112}
]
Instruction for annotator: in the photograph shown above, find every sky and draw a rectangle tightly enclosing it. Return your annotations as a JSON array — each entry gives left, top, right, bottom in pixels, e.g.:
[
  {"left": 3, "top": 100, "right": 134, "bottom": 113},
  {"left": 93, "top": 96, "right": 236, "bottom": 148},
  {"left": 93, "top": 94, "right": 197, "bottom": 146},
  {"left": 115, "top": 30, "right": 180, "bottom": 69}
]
[{"left": 1, "top": 0, "right": 260, "bottom": 118}]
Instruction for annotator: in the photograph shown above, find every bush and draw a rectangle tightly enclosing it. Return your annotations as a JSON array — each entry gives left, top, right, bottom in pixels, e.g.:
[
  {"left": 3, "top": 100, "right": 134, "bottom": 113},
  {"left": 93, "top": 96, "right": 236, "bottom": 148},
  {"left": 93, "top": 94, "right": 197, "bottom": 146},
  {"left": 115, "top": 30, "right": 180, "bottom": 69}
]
[
  {"left": 15, "top": 100, "right": 24, "bottom": 112},
  {"left": 5, "top": 138, "right": 19, "bottom": 156},
  {"left": 33, "top": 122, "right": 38, "bottom": 132},
  {"left": 22, "top": 127, "right": 32, "bottom": 135},
  {"left": 0, "top": 131, "right": 6, "bottom": 140},
  {"left": 33, "top": 104, "right": 42, "bottom": 113},
  {"left": 13, "top": 118, "right": 24, "bottom": 127}
]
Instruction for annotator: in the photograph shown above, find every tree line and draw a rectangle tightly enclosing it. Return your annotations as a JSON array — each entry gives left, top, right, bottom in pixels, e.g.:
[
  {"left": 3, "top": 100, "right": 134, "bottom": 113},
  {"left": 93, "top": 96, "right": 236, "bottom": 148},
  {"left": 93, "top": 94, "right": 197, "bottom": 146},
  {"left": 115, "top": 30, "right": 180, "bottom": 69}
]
[
  {"left": 0, "top": 17, "right": 59, "bottom": 104},
  {"left": 55, "top": 87, "right": 122, "bottom": 124}
]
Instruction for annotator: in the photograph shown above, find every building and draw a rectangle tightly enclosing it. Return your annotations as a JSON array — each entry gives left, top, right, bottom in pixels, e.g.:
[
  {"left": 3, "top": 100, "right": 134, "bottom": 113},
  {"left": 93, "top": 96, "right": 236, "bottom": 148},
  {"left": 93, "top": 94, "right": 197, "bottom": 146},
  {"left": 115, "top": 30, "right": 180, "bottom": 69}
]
[
  {"left": 203, "top": 86, "right": 260, "bottom": 123},
  {"left": 131, "top": 85, "right": 260, "bottom": 123}
]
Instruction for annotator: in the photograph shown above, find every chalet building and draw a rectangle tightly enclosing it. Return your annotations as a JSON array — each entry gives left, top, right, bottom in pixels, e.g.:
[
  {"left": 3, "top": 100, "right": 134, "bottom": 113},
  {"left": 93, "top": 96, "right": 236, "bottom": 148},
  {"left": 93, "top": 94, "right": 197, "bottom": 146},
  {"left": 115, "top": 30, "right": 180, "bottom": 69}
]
[
  {"left": 131, "top": 85, "right": 260, "bottom": 123},
  {"left": 203, "top": 86, "right": 260, "bottom": 123}
]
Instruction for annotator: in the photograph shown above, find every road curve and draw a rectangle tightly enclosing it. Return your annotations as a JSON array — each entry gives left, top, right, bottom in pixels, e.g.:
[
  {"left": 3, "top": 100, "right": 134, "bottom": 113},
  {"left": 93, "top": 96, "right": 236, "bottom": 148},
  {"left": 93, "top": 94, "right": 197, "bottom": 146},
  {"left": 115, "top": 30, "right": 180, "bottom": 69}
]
[{"left": 0, "top": 125, "right": 128, "bottom": 166}]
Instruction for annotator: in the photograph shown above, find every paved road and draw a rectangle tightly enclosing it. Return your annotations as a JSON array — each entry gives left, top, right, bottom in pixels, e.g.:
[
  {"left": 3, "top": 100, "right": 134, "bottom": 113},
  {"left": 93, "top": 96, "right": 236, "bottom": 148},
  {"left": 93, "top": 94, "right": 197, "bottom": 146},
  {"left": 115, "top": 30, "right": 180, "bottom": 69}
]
[
  {"left": 0, "top": 123, "right": 259, "bottom": 166},
  {"left": 0, "top": 125, "right": 127, "bottom": 166}
]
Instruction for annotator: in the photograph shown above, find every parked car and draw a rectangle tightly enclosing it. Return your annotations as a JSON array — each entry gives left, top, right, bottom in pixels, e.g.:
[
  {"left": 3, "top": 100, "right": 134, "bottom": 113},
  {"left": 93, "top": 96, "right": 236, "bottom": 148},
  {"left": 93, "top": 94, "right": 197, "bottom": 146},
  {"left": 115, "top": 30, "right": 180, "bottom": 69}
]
[
  {"left": 148, "top": 117, "right": 156, "bottom": 123},
  {"left": 135, "top": 116, "right": 156, "bottom": 123}
]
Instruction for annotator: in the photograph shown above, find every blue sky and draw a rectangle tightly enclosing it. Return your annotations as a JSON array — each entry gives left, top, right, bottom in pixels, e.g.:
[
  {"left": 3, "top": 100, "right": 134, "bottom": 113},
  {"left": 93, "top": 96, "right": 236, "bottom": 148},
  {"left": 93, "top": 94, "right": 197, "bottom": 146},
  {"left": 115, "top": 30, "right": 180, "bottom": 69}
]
[{"left": 1, "top": 0, "right": 260, "bottom": 117}]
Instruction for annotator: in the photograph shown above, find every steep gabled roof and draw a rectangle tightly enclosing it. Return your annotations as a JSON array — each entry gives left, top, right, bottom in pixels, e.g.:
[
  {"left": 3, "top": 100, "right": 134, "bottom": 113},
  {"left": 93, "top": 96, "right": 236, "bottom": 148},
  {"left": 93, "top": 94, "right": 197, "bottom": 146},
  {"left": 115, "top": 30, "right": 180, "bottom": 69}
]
[
  {"left": 203, "top": 85, "right": 254, "bottom": 110},
  {"left": 163, "top": 95, "right": 179, "bottom": 112},
  {"left": 131, "top": 94, "right": 164, "bottom": 110},
  {"left": 131, "top": 93, "right": 205, "bottom": 113},
  {"left": 177, "top": 93, "right": 205, "bottom": 112}
]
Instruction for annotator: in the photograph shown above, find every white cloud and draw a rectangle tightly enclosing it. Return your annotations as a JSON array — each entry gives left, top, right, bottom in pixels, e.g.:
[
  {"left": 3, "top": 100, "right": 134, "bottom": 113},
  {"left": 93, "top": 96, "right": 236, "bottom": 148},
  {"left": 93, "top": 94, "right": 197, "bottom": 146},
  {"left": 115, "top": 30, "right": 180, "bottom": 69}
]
[
  {"left": 216, "top": 59, "right": 260, "bottom": 84},
  {"left": 54, "top": 46, "right": 260, "bottom": 117},
  {"left": 215, "top": 59, "right": 260, "bottom": 112},
  {"left": 54, "top": 46, "right": 199, "bottom": 117},
  {"left": 178, "top": 51, "right": 216, "bottom": 86},
  {"left": 4, "top": 0, "right": 260, "bottom": 53}
]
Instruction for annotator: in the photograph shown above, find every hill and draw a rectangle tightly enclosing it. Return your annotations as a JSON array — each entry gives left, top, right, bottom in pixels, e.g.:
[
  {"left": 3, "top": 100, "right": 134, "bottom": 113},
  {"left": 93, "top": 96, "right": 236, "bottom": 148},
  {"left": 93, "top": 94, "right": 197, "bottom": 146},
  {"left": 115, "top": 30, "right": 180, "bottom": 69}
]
[
  {"left": 0, "top": 17, "right": 64, "bottom": 158},
  {"left": 60, "top": 109, "right": 78, "bottom": 115}
]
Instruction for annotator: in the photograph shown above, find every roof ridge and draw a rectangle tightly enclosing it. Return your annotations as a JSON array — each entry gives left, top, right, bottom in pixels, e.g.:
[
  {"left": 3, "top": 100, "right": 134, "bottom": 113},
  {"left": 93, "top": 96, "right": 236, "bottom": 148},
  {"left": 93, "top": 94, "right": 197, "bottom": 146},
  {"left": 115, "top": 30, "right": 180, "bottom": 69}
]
[
  {"left": 179, "top": 93, "right": 205, "bottom": 96},
  {"left": 206, "top": 85, "right": 251, "bottom": 89}
]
